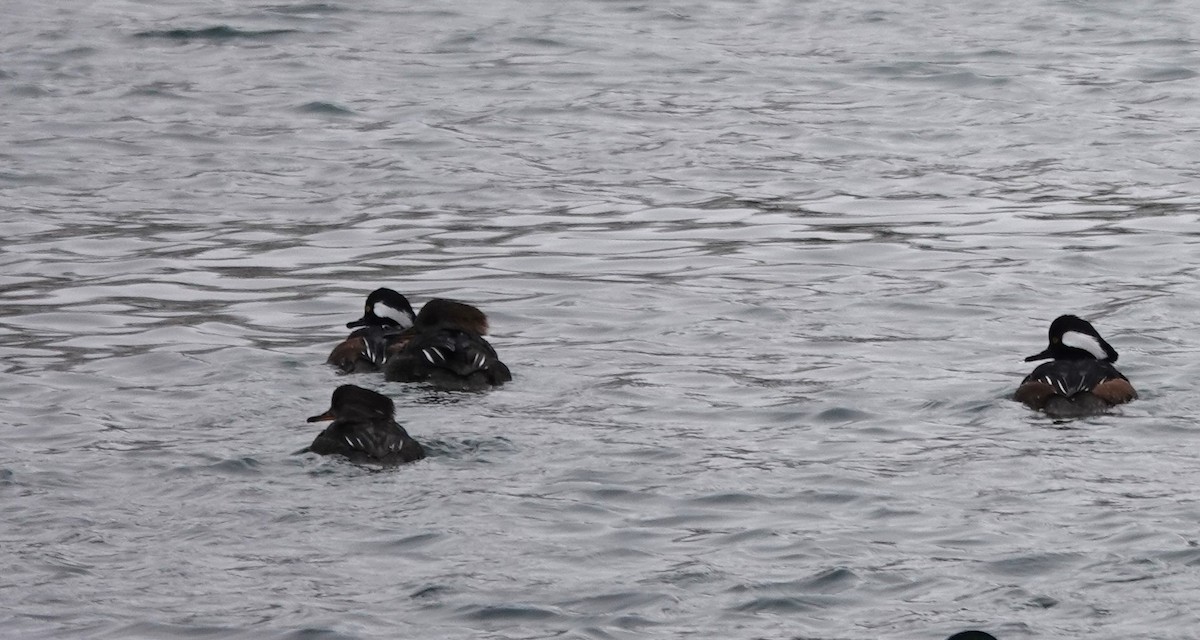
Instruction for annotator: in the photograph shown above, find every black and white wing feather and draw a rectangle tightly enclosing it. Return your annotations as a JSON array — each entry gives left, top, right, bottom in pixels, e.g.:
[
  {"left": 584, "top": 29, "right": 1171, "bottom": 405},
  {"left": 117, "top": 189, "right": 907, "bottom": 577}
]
[
  {"left": 309, "top": 420, "right": 422, "bottom": 463},
  {"left": 387, "top": 327, "right": 511, "bottom": 387},
  {"left": 1022, "top": 360, "right": 1126, "bottom": 397}
]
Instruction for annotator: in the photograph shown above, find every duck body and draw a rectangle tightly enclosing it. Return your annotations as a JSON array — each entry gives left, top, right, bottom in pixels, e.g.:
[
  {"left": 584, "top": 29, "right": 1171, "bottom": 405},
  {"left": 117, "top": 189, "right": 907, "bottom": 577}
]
[
  {"left": 1014, "top": 315, "right": 1136, "bottom": 418},
  {"left": 327, "top": 324, "right": 410, "bottom": 373},
  {"left": 303, "top": 384, "right": 425, "bottom": 465},
  {"left": 1016, "top": 359, "right": 1134, "bottom": 418},
  {"left": 384, "top": 297, "right": 512, "bottom": 390},
  {"left": 947, "top": 633, "right": 998, "bottom": 640},
  {"left": 386, "top": 326, "right": 513, "bottom": 391}
]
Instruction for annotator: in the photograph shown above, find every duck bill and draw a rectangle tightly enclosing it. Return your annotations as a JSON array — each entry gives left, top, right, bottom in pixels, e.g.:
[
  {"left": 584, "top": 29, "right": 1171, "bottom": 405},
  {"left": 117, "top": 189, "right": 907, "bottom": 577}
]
[
  {"left": 1024, "top": 348, "right": 1053, "bottom": 362},
  {"left": 306, "top": 408, "right": 336, "bottom": 423},
  {"left": 345, "top": 314, "right": 370, "bottom": 329}
]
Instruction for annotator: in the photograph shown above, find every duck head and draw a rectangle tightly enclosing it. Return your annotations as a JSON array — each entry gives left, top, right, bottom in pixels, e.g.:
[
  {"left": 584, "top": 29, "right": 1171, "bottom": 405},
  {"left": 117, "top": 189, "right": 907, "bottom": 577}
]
[
  {"left": 307, "top": 384, "right": 395, "bottom": 423},
  {"left": 346, "top": 288, "right": 417, "bottom": 330},
  {"left": 1024, "top": 314, "right": 1118, "bottom": 363}
]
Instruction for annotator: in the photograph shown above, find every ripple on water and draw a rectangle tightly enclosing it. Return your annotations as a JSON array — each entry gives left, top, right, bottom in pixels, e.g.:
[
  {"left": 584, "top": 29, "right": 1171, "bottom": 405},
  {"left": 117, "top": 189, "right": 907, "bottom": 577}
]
[{"left": 5, "top": 1, "right": 1200, "bottom": 639}]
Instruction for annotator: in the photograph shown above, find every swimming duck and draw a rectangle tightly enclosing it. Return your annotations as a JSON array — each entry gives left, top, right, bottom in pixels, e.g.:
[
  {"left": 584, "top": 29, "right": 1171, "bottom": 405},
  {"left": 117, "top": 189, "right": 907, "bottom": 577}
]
[
  {"left": 327, "top": 288, "right": 418, "bottom": 373},
  {"left": 1014, "top": 314, "right": 1136, "bottom": 417},
  {"left": 302, "top": 384, "right": 425, "bottom": 465},
  {"left": 947, "top": 632, "right": 997, "bottom": 640},
  {"left": 384, "top": 297, "right": 512, "bottom": 391}
]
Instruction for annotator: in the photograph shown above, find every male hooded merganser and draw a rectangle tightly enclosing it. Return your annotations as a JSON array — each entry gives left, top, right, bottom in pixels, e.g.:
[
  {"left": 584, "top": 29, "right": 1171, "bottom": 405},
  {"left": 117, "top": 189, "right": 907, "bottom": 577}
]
[
  {"left": 384, "top": 297, "right": 512, "bottom": 391},
  {"left": 302, "top": 384, "right": 425, "bottom": 465},
  {"left": 327, "top": 288, "right": 418, "bottom": 373},
  {"left": 1014, "top": 314, "right": 1137, "bottom": 417},
  {"left": 947, "top": 632, "right": 997, "bottom": 640}
]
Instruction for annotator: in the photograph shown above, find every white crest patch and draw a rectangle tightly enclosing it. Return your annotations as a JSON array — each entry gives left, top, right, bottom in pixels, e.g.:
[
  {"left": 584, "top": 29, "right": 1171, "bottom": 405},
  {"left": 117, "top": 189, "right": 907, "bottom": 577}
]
[
  {"left": 1062, "top": 330, "right": 1108, "bottom": 360},
  {"left": 374, "top": 302, "right": 413, "bottom": 328}
]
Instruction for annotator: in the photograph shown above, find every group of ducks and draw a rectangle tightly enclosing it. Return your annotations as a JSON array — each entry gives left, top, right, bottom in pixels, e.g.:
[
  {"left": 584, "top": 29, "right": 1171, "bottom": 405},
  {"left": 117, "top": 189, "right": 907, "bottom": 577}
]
[
  {"left": 297, "top": 297, "right": 1131, "bottom": 640},
  {"left": 299, "top": 288, "right": 511, "bottom": 465},
  {"left": 325, "top": 287, "right": 511, "bottom": 387},
  {"left": 299, "top": 290, "right": 1138, "bottom": 467}
]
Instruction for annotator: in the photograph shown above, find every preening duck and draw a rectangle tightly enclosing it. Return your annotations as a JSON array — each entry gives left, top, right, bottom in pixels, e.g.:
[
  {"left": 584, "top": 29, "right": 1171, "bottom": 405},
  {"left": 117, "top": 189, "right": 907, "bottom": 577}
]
[{"left": 384, "top": 298, "right": 512, "bottom": 391}]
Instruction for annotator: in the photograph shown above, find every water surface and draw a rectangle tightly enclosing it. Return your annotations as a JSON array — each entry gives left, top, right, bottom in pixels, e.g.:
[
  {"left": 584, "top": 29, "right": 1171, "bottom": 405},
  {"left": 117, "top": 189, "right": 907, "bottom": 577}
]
[{"left": 4, "top": 1, "right": 1200, "bottom": 638}]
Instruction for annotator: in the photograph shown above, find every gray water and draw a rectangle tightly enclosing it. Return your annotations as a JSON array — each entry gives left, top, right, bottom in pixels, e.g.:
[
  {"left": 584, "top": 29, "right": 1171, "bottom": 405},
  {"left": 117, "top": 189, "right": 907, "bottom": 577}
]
[{"left": 4, "top": 1, "right": 1200, "bottom": 638}]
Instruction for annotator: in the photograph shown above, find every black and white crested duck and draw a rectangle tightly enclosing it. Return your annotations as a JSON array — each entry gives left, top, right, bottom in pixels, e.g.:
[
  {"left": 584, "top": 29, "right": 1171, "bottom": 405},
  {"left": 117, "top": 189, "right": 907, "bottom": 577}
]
[
  {"left": 327, "top": 288, "right": 417, "bottom": 373},
  {"left": 1014, "top": 314, "right": 1136, "bottom": 417}
]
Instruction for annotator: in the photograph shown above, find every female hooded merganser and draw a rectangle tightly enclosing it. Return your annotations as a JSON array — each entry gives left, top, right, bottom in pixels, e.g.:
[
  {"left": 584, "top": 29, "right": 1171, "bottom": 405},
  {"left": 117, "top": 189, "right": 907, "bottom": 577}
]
[
  {"left": 384, "top": 297, "right": 512, "bottom": 391},
  {"left": 327, "top": 288, "right": 418, "bottom": 373},
  {"left": 947, "top": 633, "right": 997, "bottom": 640},
  {"left": 1014, "top": 314, "right": 1137, "bottom": 417},
  {"left": 302, "top": 384, "right": 425, "bottom": 465}
]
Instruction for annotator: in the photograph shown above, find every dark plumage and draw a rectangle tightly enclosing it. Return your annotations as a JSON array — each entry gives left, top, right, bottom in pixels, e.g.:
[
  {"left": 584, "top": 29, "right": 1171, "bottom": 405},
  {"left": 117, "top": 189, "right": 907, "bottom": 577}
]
[
  {"left": 302, "top": 385, "right": 425, "bottom": 465},
  {"left": 327, "top": 325, "right": 408, "bottom": 373},
  {"left": 411, "top": 297, "right": 489, "bottom": 335},
  {"left": 947, "top": 632, "right": 998, "bottom": 640},
  {"left": 384, "top": 298, "right": 511, "bottom": 391},
  {"left": 327, "top": 288, "right": 418, "bottom": 373},
  {"left": 1014, "top": 315, "right": 1136, "bottom": 418}
]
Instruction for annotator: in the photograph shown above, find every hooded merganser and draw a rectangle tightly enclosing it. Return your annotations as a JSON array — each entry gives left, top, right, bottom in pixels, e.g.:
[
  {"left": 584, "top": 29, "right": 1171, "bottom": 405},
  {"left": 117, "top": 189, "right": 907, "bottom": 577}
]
[
  {"left": 327, "top": 288, "right": 418, "bottom": 373},
  {"left": 384, "top": 298, "right": 512, "bottom": 391},
  {"left": 302, "top": 384, "right": 425, "bottom": 465},
  {"left": 947, "top": 633, "right": 997, "bottom": 640},
  {"left": 1014, "top": 314, "right": 1137, "bottom": 417}
]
